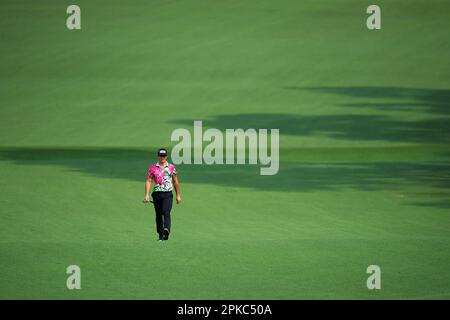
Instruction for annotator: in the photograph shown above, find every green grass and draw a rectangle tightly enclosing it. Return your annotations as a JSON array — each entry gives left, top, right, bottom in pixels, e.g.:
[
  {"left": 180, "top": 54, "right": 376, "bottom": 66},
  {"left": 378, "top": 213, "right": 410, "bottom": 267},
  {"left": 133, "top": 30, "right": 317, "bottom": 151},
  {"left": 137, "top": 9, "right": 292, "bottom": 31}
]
[{"left": 0, "top": 0, "right": 449, "bottom": 299}]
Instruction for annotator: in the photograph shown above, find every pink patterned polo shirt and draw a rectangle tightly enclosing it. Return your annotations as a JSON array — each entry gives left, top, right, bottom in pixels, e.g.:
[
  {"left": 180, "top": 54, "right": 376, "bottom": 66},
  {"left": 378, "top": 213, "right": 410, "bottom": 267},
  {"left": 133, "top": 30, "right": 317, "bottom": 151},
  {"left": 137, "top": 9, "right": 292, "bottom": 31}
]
[{"left": 147, "top": 162, "right": 177, "bottom": 192}]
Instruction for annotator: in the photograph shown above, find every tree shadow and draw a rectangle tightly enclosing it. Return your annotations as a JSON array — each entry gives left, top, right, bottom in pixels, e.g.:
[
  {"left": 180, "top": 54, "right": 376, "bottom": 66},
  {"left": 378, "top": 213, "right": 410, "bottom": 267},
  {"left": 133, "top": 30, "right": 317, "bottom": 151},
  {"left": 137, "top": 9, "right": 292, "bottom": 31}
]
[
  {"left": 1, "top": 86, "right": 449, "bottom": 208},
  {"left": 1, "top": 147, "right": 449, "bottom": 209},
  {"left": 170, "top": 86, "right": 450, "bottom": 143},
  {"left": 0, "top": 147, "right": 152, "bottom": 183},
  {"left": 291, "top": 86, "right": 450, "bottom": 116},
  {"left": 171, "top": 113, "right": 449, "bottom": 143}
]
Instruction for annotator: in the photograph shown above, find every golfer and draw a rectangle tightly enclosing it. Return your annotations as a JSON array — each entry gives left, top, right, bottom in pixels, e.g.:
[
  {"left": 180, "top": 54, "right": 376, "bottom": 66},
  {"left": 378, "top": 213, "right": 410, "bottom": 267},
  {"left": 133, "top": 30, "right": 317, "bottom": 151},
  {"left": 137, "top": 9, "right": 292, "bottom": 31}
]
[{"left": 144, "top": 148, "right": 181, "bottom": 241}]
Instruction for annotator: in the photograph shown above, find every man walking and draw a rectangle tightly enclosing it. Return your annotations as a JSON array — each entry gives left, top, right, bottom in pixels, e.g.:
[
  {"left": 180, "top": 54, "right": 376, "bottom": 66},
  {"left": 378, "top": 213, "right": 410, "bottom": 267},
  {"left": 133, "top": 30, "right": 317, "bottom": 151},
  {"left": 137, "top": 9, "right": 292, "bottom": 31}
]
[{"left": 144, "top": 148, "right": 181, "bottom": 241}]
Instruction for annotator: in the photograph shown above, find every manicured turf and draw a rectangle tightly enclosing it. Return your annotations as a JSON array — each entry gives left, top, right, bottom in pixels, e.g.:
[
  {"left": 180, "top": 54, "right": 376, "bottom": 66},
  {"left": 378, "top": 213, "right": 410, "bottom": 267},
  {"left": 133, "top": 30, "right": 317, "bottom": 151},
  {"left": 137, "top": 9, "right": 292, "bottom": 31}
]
[{"left": 0, "top": 0, "right": 449, "bottom": 299}]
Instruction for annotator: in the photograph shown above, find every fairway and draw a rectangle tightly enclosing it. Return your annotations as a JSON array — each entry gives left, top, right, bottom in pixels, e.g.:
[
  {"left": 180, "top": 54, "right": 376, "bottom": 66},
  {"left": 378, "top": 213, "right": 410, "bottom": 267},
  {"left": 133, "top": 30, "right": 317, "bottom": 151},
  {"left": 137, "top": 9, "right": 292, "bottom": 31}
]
[{"left": 1, "top": 0, "right": 450, "bottom": 299}]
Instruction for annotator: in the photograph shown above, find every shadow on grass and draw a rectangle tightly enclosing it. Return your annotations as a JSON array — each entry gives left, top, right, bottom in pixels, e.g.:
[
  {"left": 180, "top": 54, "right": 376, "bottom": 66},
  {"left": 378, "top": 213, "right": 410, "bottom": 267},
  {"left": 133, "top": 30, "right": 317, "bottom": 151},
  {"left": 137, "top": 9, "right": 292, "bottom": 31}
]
[
  {"left": 1, "top": 147, "right": 449, "bottom": 208},
  {"left": 296, "top": 87, "right": 450, "bottom": 116},
  {"left": 1, "top": 87, "right": 449, "bottom": 207},
  {"left": 169, "top": 86, "right": 450, "bottom": 143},
  {"left": 171, "top": 113, "right": 449, "bottom": 143}
]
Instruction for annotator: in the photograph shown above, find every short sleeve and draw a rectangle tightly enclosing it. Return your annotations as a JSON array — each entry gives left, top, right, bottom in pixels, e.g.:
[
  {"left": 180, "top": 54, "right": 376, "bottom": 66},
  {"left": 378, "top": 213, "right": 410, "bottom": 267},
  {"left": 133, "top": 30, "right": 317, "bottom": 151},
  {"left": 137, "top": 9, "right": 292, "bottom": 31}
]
[
  {"left": 171, "top": 166, "right": 177, "bottom": 176},
  {"left": 147, "top": 167, "right": 153, "bottom": 180}
]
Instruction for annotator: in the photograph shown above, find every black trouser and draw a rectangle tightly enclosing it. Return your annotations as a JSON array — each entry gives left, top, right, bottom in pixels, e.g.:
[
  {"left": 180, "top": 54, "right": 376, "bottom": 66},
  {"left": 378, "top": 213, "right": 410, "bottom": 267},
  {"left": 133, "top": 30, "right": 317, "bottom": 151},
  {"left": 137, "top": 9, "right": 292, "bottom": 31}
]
[{"left": 152, "top": 191, "right": 173, "bottom": 236}]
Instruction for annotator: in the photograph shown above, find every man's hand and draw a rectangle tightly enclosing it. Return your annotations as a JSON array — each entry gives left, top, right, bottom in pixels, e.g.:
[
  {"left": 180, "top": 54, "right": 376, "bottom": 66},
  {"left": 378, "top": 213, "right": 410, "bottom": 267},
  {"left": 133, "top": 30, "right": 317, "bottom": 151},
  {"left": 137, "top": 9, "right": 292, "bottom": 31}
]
[
  {"left": 144, "top": 194, "right": 150, "bottom": 203},
  {"left": 176, "top": 194, "right": 181, "bottom": 204}
]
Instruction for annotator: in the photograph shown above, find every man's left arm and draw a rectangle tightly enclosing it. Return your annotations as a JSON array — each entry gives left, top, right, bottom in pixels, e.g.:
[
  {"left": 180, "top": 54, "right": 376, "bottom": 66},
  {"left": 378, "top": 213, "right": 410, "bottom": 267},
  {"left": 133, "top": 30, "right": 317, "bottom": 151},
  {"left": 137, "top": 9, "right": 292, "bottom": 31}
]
[{"left": 173, "top": 175, "right": 181, "bottom": 204}]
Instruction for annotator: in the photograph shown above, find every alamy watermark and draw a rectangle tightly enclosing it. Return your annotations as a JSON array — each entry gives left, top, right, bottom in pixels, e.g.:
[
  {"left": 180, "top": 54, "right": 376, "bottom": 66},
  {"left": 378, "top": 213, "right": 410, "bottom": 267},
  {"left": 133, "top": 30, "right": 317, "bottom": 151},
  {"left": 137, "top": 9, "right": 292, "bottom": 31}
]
[
  {"left": 170, "top": 121, "right": 279, "bottom": 175},
  {"left": 66, "top": 5, "right": 81, "bottom": 30},
  {"left": 367, "top": 5, "right": 381, "bottom": 30},
  {"left": 66, "top": 265, "right": 81, "bottom": 290},
  {"left": 366, "top": 265, "right": 381, "bottom": 290}
]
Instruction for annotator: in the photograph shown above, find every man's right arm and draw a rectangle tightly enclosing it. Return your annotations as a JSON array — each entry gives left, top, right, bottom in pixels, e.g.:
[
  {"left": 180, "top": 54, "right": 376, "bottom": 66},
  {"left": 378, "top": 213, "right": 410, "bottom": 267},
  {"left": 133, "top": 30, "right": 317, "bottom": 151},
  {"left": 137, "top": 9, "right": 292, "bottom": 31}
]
[{"left": 144, "top": 178, "right": 152, "bottom": 202}]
